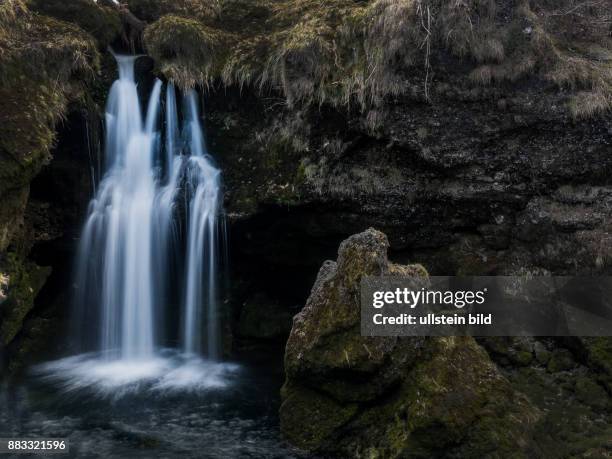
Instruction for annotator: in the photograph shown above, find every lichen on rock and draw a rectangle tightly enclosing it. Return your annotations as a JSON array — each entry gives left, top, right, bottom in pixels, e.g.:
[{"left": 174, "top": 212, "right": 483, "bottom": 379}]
[{"left": 281, "top": 228, "right": 540, "bottom": 457}]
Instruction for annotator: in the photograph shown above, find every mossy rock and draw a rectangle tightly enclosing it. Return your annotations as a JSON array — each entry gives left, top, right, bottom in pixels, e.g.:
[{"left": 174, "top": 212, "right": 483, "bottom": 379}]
[
  {"left": 338, "top": 337, "right": 539, "bottom": 458},
  {"left": 0, "top": 253, "right": 51, "bottom": 346},
  {"left": 281, "top": 229, "right": 540, "bottom": 457},
  {"left": 580, "top": 337, "right": 612, "bottom": 393},
  {"left": 480, "top": 337, "right": 536, "bottom": 367},
  {"left": 0, "top": 1, "right": 99, "bottom": 190},
  {"left": 0, "top": 186, "right": 29, "bottom": 253},
  {"left": 547, "top": 348, "right": 576, "bottom": 373},
  {"left": 280, "top": 382, "right": 358, "bottom": 451},
  {"left": 7, "top": 316, "right": 55, "bottom": 372},
  {"left": 574, "top": 376, "right": 610, "bottom": 411}
]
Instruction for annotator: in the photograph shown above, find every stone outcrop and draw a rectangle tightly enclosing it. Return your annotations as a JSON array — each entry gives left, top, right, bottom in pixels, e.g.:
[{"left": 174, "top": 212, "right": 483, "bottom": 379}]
[{"left": 280, "top": 229, "right": 541, "bottom": 457}]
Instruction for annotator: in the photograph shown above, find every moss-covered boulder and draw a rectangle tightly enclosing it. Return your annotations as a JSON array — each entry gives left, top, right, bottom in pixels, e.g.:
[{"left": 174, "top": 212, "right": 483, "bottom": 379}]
[{"left": 281, "top": 228, "right": 540, "bottom": 457}]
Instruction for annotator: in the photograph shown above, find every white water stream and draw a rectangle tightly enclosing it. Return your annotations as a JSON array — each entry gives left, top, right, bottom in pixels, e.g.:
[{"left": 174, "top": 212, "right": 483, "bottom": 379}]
[{"left": 55, "top": 54, "right": 230, "bottom": 393}]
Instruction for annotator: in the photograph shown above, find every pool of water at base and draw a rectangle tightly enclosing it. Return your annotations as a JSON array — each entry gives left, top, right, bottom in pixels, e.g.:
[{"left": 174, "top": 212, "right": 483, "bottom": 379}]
[{"left": 0, "top": 351, "right": 307, "bottom": 459}]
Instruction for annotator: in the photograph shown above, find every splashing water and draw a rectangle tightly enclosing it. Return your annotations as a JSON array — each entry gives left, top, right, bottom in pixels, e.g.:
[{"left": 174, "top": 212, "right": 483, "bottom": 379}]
[{"left": 64, "top": 54, "right": 228, "bottom": 391}]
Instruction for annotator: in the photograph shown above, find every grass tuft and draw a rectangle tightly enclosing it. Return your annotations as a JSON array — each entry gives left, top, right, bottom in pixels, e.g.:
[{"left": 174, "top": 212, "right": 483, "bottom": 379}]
[{"left": 135, "top": 0, "right": 612, "bottom": 118}]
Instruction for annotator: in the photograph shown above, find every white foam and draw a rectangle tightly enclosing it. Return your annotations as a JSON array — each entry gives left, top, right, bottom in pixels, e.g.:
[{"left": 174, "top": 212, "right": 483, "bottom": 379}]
[{"left": 33, "top": 352, "right": 240, "bottom": 399}]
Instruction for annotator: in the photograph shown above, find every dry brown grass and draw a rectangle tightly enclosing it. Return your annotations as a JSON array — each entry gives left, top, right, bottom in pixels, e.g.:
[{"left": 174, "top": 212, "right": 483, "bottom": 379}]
[
  {"left": 144, "top": 15, "right": 230, "bottom": 88},
  {"left": 136, "top": 0, "right": 612, "bottom": 118},
  {"left": 569, "top": 90, "right": 612, "bottom": 119}
]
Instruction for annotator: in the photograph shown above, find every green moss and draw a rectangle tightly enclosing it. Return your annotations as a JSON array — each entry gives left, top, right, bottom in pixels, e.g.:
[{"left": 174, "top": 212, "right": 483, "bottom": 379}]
[
  {"left": 575, "top": 377, "right": 610, "bottom": 410},
  {"left": 582, "top": 337, "right": 612, "bottom": 392},
  {"left": 0, "top": 186, "right": 28, "bottom": 253},
  {"left": 514, "top": 350, "right": 534, "bottom": 366},
  {"left": 279, "top": 382, "right": 358, "bottom": 451},
  {"left": 0, "top": 253, "right": 51, "bottom": 346},
  {"left": 326, "top": 338, "right": 539, "bottom": 458},
  {"left": 399, "top": 338, "right": 538, "bottom": 457},
  {"left": 7, "top": 317, "right": 54, "bottom": 373},
  {"left": 547, "top": 349, "right": 576, "bottom": 373}
]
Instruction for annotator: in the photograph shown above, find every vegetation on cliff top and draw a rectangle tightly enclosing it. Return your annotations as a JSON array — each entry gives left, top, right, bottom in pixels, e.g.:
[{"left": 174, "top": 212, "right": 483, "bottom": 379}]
[
  {"left": 26, "top": 0, "right": 122, "bottom": 48},
  {"left": 0, "top": 0, "right": 101, "bottom": 194},
  {"left": 134, "top": 0, "right": 612, "bottom": 118}
]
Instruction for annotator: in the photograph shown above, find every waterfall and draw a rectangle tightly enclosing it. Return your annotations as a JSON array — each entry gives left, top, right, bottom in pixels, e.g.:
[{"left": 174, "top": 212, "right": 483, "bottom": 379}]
[
  {"left": 72, "top": 55, "right": 225, "bottom": 363},
  {"left": 182, "top": 92, "right": 223, "bottom": 358}
]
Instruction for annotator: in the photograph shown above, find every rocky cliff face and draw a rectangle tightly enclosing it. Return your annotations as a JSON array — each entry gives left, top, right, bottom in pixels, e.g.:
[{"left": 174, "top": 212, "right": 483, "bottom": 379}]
[{"left": 122, "top": 0, "right": 612, "bottom": 277}]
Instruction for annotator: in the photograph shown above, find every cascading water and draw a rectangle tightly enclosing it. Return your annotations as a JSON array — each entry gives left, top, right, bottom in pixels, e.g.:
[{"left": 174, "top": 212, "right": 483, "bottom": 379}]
[
  {"left": 74, "top": 55, "right": 159, "bottom": 360},
  {"left": 58, "top": 54, "right": 233, "bottom": 393},
  {"left": 182, "top": 92, "right": 223, "bottom": 359}
]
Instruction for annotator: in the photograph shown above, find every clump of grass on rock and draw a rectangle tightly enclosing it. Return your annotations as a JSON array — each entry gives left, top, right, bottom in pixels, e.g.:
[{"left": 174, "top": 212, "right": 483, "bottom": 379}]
[
  {"left": 144, "top": 15, "right": 230, "bottom": 89},
  {"left": 137, "top": 0, "right": 612, "bottom": 119}
]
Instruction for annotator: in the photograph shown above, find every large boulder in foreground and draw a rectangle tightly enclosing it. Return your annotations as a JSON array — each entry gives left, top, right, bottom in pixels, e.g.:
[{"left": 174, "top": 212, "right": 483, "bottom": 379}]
[{"left": 281, "top": 228, "right": 540, "bottom": 458}]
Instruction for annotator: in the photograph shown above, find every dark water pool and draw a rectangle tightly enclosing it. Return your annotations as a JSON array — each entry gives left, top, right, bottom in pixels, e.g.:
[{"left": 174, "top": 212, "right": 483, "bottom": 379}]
[{"left": 0, "top": 352, "right": 306, "bottom": 458}]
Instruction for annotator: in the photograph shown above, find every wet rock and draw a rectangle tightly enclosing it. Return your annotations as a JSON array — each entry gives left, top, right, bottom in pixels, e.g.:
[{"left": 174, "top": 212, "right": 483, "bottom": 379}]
[
  {"left": 0, "top": 257, "right": 51, "bottom": 347},
  {"left": 281, "top": 229, "right": 540, "bottom": 457}
]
